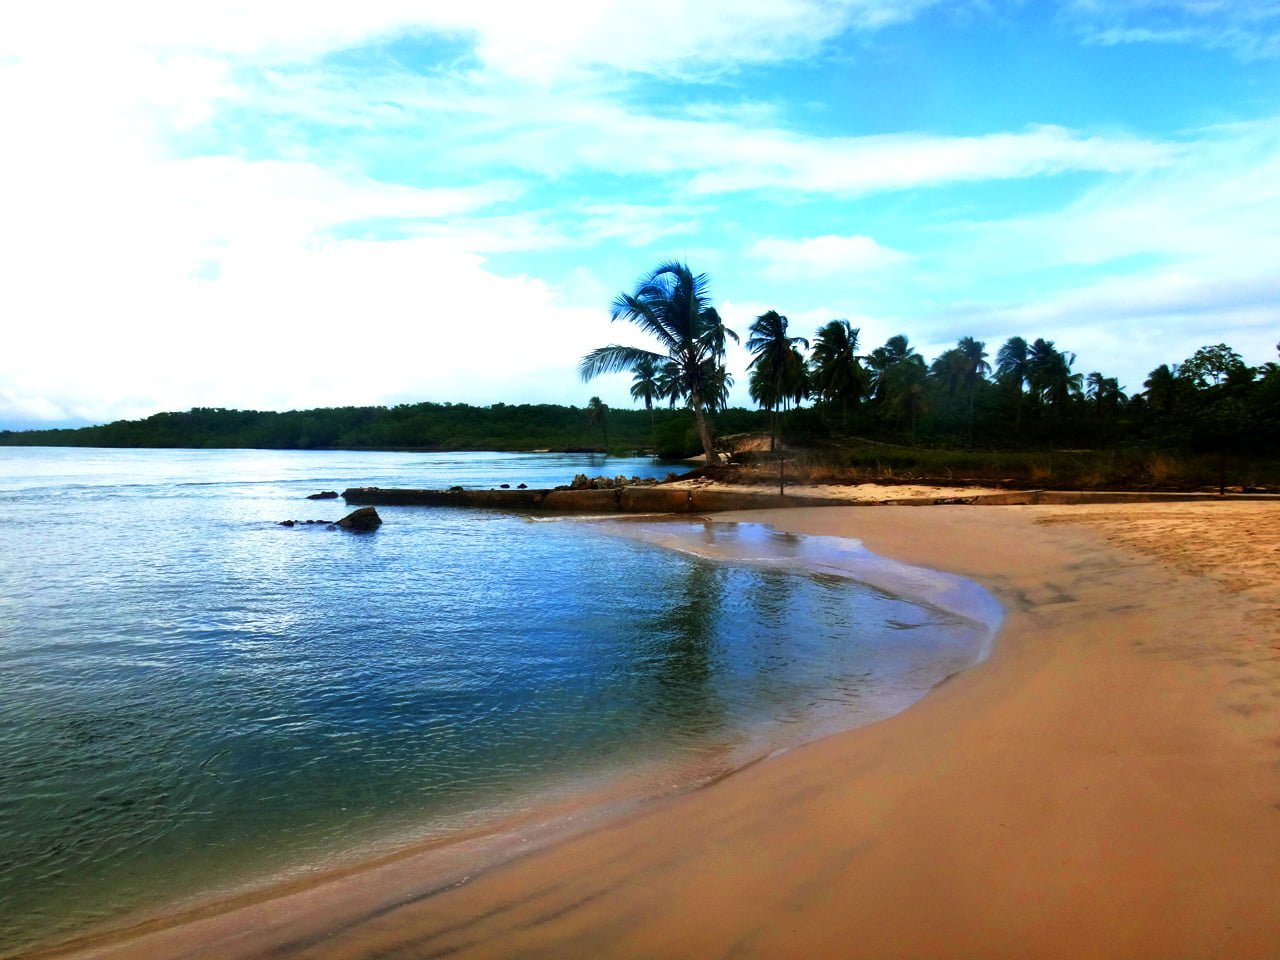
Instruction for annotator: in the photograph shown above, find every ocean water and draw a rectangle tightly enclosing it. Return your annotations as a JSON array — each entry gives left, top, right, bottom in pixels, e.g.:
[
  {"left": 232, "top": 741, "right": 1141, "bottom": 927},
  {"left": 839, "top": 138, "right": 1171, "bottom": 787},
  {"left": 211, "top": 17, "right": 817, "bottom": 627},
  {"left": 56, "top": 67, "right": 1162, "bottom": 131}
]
[{"left": 0, "top": 447, "right": 995, "bottom": 952}]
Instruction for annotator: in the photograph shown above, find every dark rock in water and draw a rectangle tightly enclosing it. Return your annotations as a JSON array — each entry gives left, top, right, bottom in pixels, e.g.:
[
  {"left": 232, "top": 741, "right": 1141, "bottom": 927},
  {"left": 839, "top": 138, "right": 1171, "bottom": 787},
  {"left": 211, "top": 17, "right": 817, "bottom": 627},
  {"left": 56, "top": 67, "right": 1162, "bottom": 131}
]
[
  {"left": 499, "top": 483, "right": 510, "bottom": 489},
  {"left": 448, "top": 485, "right": 464, "bottom": 493},
  {"left": 307, "top": 491, "right": 339, "bottom": 500},
  {"left": 338, "top": 506, "right": 382, "bottom": 531},
  {"left": 517, "top": 483, "right": 527, "bottom": 489},
  {"left": 279, "top": 519, "right": 296, "bottom": 527}
]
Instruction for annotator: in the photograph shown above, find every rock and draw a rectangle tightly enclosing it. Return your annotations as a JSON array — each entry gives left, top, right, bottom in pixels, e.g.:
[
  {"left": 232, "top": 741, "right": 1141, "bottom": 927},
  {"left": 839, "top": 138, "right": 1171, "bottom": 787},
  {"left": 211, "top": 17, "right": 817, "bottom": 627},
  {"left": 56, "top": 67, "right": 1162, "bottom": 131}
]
[
  {"left": 337, "top": 506, "right": 382, "bottom": 531},
  {"left": 279, "top": 519, "right": 296, "bottom": 527},
  {"left": 448, "top": 485, "right": 464, "bottom": 493},
  {"left": 499, "top": 483, "right": 510, "bottom": 489},
  {"left": 517, "top": 483, "right": 527, "bottom": 489},
  {"left": 306, "top": 491, "right": 339, "bottom": 500}
]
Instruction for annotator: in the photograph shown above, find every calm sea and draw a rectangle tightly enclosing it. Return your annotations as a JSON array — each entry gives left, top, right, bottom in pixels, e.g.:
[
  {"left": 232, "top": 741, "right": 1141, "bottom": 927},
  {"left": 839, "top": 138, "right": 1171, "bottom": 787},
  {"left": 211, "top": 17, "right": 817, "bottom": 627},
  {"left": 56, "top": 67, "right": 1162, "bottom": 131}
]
[{"left": 0, "top": 447, "right": 995, "bottom": 952}]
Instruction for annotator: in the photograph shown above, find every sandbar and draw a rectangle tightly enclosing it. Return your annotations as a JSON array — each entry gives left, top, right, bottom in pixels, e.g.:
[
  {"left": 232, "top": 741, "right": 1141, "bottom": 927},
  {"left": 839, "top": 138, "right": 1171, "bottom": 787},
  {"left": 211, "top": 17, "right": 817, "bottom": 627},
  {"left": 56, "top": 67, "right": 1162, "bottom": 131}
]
[{"left": 30, "top": 500, "right": 1280, "bottom": 959}]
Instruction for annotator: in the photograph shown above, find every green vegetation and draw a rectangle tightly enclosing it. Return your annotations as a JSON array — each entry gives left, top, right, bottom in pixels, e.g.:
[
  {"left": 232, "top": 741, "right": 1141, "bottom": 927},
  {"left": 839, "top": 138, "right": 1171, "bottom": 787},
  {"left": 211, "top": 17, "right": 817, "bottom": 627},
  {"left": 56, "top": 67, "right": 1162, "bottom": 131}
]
[
  {"left": 0, "top": 402, "right": 763, "bottom": 456},
  {"left": 746, "top": 310, "right": 808, "bottom": 453},
  {"left": 579, "top": 261, "right": 738, "bottom": 460}
]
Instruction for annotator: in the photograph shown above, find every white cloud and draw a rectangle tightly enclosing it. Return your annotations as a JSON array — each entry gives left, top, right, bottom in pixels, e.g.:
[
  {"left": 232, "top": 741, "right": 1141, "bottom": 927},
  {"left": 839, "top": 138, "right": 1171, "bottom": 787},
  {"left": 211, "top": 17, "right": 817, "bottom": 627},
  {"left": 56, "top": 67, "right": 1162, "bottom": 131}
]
[
  {"left": 280, "top": 71, "right": 1175, "bottom": 195},
  {"left": 0, "top": 1, "right": 940, "bottom": 81},
  {"left": 1064, "top": 0, "right": 1280, "bottom": 59},
  {"left": 685, "top": 125, "right": 1176, "bottom": 195},
  {"left": 751, "top": 234, "right": 911, "bottom": 279}
]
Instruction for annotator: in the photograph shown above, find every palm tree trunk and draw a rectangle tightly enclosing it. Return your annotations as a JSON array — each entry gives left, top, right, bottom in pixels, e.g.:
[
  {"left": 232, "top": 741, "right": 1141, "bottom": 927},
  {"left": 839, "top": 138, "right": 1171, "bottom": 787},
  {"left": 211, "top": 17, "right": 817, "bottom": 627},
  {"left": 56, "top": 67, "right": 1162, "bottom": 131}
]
[{"left": 691, "top": 396, "right": 716, "bottom": 463}]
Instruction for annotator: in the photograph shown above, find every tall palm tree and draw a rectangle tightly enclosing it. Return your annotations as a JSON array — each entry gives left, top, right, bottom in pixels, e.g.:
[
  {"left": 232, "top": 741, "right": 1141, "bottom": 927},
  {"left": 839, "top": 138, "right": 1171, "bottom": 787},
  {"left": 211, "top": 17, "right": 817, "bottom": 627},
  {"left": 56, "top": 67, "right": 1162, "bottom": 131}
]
[
  {"left": 996, "top": 336, "right": 1031, "bottom": 435},
  {"left": 809, "top": 320, "right": 865, "bottom": 426},
  {"left": 746, "top": 310, "right": 809, "bottom": 452},
  {"left": 1143, "top": 363, "right": 1179, "bottom": 417},
  {"left": 866, "top": 334, "right": 917, "bottom": 400},
  {"left": 1029, "top": 338, "right": 1082, "bottom": 411},
  {"left": 878, "top": 354, "right": 929, "bottom": 440},
  {"left": 629, "top": 355, "right": 660, "bottom": 429},
  {"left": 929, "top": 348, "right": 968, "bottom": 396},
  {"left": 580, "top": 262, "right": 737, "bottom": 462},
  {"left": 586, "top": 396, "right": 609, "bottom": 451},
  {"left": 1085, "top": 371, "right": 1106, "bottom": 411},
  {"left": 956, "top": 336, "right": 990, "bottom": 444}
]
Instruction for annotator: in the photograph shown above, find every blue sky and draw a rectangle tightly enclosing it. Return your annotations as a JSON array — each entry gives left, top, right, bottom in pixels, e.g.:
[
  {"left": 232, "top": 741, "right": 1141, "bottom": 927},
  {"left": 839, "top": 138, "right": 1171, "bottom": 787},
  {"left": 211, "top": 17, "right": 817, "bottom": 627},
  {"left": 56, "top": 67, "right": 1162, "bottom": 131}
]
[{"left": 2, "top": 1, "right": 1278, "bottom": 428}]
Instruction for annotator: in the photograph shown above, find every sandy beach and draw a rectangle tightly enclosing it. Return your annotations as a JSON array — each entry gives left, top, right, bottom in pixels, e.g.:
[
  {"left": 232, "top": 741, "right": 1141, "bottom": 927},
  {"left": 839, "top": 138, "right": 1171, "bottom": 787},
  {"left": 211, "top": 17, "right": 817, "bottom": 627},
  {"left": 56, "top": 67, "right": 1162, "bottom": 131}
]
[{"left": 33, "top": 499, "right": 1280, "bottom": 960}]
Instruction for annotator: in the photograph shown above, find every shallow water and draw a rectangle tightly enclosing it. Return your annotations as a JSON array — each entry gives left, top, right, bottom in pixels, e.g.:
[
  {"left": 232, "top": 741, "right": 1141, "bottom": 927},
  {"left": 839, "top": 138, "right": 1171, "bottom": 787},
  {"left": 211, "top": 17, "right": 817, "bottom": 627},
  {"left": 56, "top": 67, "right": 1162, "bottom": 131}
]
[{"left": 0, "top": 448, "right": 994, "bottom": 952}]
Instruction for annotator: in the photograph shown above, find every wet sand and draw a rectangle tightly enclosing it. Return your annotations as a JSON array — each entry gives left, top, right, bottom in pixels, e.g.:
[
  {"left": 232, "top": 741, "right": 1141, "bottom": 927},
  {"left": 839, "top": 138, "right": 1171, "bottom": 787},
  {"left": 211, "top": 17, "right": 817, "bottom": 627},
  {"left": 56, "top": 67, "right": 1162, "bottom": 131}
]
[{"left": 36, "top": 501, "right": 1280, "bottom": 960}]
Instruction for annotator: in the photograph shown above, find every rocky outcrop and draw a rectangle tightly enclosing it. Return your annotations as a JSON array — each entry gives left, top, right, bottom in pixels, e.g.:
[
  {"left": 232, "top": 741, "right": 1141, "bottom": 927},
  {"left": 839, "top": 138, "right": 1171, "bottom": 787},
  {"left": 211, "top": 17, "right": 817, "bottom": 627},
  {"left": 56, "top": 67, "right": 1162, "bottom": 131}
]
[
  {"left": 563, "top": 474, "right": 661, "bottom": 491},
  {"left": 306, "top": 491, "right": 339, "bottom": 500},
  {"left": 337, "top": 506, "right": 382, "bottom": 531}
]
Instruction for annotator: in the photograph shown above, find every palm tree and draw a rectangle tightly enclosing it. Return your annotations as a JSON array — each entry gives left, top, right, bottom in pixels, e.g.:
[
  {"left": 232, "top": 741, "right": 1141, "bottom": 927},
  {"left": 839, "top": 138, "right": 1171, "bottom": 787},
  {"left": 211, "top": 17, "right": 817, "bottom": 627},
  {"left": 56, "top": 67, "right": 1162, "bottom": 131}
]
[
  {"left": 1143, "top": 363, "right": 1180, "bottom": 417},
  {"left": 586, "top": 396, "right": 609, "bottom": 452},
  {"left": 809, "top": 320, "right": 866, "bottom": 426},
  {"left": 878, "top": 354, "right": 929, "bottom": 440},
  {"left": 956, "top": 336, "right": 990, "bottom": 444},
  {"left": 580, "top": 262, "right": 737, "bottom": 462},
  {"left": 866, "top": 334, "right": 917, "bottom": 400},
  {"left": 1029, "top": 338, "right": 1082, "bottom": 411},
  {"left": 630, "top": 355, "right": 660, "bottom": 429},
  {"left": 1085, "top": 371, "right": 1106, "bottom": 411},
  {"left": 930, "top": 348, "right": 967, "bottom": 395},
  {"left": 996, "top": 336, "right": 1031, "bottom": 434},
  {"left": 746, "top": 310, "right": 809, "bottom": 452}
]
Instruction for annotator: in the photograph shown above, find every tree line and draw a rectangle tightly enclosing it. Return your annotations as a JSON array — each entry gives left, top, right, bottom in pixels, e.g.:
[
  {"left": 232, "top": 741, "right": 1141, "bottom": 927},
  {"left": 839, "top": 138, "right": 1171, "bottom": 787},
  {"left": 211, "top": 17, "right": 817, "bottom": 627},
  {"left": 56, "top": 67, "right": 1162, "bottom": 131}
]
[
  {"left": 0, "top": 401, "right": 739, "bottom": 454},
  {"left": 6, "top": 261, "right": 1276, "bottom": 460},
  {"left": 582, "top": 262, "right": 1279, "bottom": 457}
]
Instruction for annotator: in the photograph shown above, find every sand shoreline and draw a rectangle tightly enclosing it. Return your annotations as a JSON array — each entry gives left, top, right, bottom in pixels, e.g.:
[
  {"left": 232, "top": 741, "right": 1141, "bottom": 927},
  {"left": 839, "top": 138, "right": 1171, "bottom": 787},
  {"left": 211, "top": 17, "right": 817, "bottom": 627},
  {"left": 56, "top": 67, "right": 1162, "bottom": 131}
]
[{"left": 29, "top": 500, "right": 1280, "bottom": 959}]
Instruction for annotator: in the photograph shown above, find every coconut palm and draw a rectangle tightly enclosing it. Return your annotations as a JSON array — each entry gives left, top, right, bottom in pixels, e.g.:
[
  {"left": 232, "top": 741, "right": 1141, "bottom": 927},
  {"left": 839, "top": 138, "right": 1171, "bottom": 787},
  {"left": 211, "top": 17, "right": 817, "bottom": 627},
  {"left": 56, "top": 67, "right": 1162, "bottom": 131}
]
[
  {"left": 996, "top": 336, "right": 1031, "bottom": 434},
  {"left": 579, "top": 262, "right": 737, "bottom": 462},
  {"left": 956, "top": 336, "right": 990, "bottom": 444},
  {"left": 1086, "top": 373, "right": 1126, "bottom": 415},
  {"left": 809, "top": 319, "right": 866, "bottom": 425},
  {"left": 1143, "top": 363, "right": 1180, "bottom": 417},
  {"left": 1028, "top": 338, "right": 1082, "bottom": 411},
  {"left": 629, "top": 355, "right": 660, "bottom": 428},
  {"left": 746, "top": 310, "right": 809, "bottom": 452},
  {"left": 878, "top": 353, "right": 929, "bottom": 440},
  {"left": 866, "top": 334, "right": 917, "bottom": 400},
  {"left": 585, "top": 396, "right": 609, "bottom": 451}
]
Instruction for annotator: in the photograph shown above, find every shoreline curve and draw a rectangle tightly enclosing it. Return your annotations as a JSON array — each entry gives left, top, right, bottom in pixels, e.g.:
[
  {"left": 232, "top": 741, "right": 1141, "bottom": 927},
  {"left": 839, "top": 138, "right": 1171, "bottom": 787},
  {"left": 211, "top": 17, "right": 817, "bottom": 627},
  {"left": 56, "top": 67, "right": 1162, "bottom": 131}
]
[{"left": 27, "top": 502, "right": 1280, "bottom": 960}]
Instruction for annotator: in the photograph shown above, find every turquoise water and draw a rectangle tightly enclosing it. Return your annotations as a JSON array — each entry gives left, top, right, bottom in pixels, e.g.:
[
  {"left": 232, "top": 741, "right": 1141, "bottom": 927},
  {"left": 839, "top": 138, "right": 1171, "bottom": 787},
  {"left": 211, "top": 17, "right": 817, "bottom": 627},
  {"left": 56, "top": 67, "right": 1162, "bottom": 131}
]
[{"left": 0, "top": 448, "right": 993, "bottom": 952}]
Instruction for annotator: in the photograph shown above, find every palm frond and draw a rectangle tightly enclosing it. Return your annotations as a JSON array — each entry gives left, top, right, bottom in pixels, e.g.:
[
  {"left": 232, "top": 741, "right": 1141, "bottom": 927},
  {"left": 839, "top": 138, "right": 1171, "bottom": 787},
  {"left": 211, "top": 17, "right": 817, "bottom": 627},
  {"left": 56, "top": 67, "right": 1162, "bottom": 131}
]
[{"left": 578, "top": 345, "right": 667, "bottom": 382}]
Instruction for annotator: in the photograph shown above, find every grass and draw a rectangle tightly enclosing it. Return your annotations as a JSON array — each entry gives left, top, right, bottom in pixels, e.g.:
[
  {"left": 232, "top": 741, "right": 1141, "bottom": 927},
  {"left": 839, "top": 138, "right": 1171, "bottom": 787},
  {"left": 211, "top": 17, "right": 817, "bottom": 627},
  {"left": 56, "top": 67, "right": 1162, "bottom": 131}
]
[{"left": 724, "top": 442, "right": 1279, "bottom": 492}]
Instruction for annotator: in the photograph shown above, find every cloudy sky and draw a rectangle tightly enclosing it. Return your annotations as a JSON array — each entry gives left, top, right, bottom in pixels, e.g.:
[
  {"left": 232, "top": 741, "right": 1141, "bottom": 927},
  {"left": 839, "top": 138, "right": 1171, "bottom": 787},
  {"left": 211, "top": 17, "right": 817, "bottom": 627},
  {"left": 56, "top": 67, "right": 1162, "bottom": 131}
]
[{"left": 2, "top": 1, "right": 1279, "bottom": 428}]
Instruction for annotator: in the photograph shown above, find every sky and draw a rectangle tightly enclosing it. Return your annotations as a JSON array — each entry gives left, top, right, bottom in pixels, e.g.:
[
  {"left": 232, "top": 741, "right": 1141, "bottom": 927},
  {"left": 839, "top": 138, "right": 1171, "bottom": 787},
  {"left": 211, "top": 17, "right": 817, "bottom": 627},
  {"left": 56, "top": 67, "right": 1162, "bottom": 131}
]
[{"left": 2, "top": 1, "right": 1279, "bottom": 429}]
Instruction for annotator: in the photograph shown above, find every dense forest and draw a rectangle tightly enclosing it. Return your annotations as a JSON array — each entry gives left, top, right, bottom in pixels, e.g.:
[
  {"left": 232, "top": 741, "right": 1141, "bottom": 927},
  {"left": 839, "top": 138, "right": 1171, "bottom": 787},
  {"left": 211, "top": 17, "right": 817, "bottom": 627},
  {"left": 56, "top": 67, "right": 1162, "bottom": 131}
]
[{"left": 0, "top": 401, "right": 771, "bottom": 458}]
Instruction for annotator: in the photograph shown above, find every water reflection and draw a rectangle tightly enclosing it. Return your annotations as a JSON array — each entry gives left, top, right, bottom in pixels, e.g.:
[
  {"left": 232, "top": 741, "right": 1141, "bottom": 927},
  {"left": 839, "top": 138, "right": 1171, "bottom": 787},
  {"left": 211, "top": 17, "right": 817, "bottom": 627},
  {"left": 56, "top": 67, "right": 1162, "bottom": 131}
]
[{"left": 0, "top": 451, "right": 998, "bottom": 953}]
